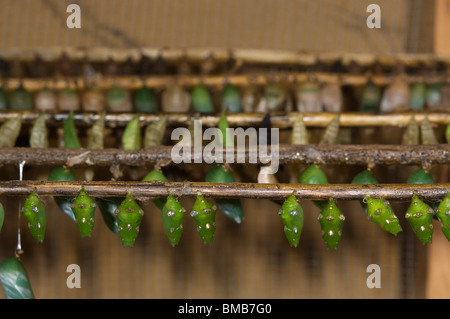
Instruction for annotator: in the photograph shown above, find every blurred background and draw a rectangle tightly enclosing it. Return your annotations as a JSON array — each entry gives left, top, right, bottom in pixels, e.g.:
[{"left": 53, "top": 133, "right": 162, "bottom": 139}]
[{"left": 0, "top": 0, "right": 449, "bottom": 299}]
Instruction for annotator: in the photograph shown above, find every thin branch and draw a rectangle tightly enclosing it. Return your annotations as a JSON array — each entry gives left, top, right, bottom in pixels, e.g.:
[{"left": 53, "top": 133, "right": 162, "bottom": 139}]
[
  {"left": 0, "top": 181, "right": 448, "bottom": 201},
  {"left": 0, "top": 145, "right": 449, "bottom": 167}
]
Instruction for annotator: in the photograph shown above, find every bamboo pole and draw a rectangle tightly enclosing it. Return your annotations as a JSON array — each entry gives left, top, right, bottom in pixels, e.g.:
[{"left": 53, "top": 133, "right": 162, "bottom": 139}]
[
  {"left": 1, "top": 111, "right": 449, "bottom": 128},
  {"left": 0, "top": 180, "right": 448, "bottom": 201},
  {"left": 0, "top": 145, "right": 449, "bottom": 167},
  {"left": 2, "top": 72, "right": 448, "bottom": 92}
]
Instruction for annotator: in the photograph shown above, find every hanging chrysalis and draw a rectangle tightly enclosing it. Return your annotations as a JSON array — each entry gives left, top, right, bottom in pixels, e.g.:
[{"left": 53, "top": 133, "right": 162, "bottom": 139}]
[
  {"left": 9, "top": 84, "right": 33, "bottom": 110},
  {"left": 115, "top": 193, "right": 144, "bottom": 247},
  {"left": 278, "top": 192, "right": 304, "bottom": 248},
  {"left": 190, "top": 193, "right": 216, "bottom": 243},
  {"left": 192, "top": 84, "right": 215, "bottom": 113},
  {"left": 162, "top": 194, "right": 186, "bottom": 247},
  {"left": 82, "top": 86, "right": 105, "bottom": 112},
  {"left": 0, "top": 87, "right": 8, "bottom": 109},
  {"left": 364, "top": 196, "right": 402, "bottom": 235},
  {"left": 122, "top": 114, "right": 141, "bottom": 150},
  {"left": 420, "top": 115, "right": 438, "bottom": 145},
  {"left": 162, "top": 84, "right": 191, "bottom": 113},
  {"left": 205, "top": 165, "right": 244, "bottom": 224},
  {"left": 298, "top": 163, "right": 328, "bottom": 210},
  {"left": 95, "top": 197, "right": 121, "bottom": 235},
  {"left": 241, "top": 84, "right": 261, "bottom": 113},
  {"left": 0, "top": 256, "right": 35, "bottom": 299},
  {"left": 21, "top": 190, "right": 46, "bottom": 243},
  {"left": 320, "top": 83, "right": 343, "bottom": 113},
  {"left": 0, "top": 115, "right": 22, "bottom": 148},
  {"left": 87, "top": 113, "right": 105, "bottom": 149},
  {"left": 143, "top": 115, "right": 167, "bottom": 148},
  {"left": 425, "top": 82, "right": 443, "bottom": 110},
  {"left": 296, "top": 80, "right": 322, "bottom": 113},
  {"left": 319, "top": 115, "right": 340, "bottom": 145},
  {"left": 218, "top": 111, "right": 233, "bottom": 147},
  {"left": 48, "top": 166, "right": 77, "bottom": 221},
  {"left": 30, "top": 113, "right": 48, "bottom": 148},
  {"left": 407, "top": 167, "right": 435, "bottom": 184},
  {"left": 221, "top": 83, "right": 242, "bottom": 113},
  {"left": 290, "top": 113, "right": 309, "bottom": 144},
  {"left": 318, "top": 198, "right": 345, "bottom": 249},
  {"left": 380, "top": 76, "right": 410, "bottom": 113},
  {"left": 409, "top": 81, "right": 426, "bottom": 111},
  {"left": 435, "top": 193, "right": 450, "bottom": 241},
  {"left": 263, "top": 84, "right": 287, "bottom": 112},
  {"left": 134, "top": 85, "right": 158, "bottom": 113},
  {"left": 106, "top": 84, "right": 132, "bottom": 113},
  {"left": 360, "top": 79, "right": 381, "bottom": 112},
  {"left": 35, "top": 87, "right": 56, "bottom": 111},
  {"left": 58, "top": 87, "right": 80, "bottom": 111},
  {"left": 64, "top": 112, "right": 81, "bottom": 149},
  {"left": 401, "top": 116, "right": 419, "bottom": 145},
  {"left": 70, "top": 187, "right": 96, "bottom": 237},
  {"left": 405, "top": 194, "right": 434, "bottom": 244}
]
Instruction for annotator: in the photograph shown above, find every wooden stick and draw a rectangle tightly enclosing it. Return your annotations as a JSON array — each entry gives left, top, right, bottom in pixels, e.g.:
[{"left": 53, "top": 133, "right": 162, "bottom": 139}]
[
  {"left": 1, "top": 145, "right": 449, "bottom": 167},
  {"left": 1, "top": 111, "right": 449, "bottom": 128},
  {"left": 0, "top": 180, "right": 448, "bottom": 201}
]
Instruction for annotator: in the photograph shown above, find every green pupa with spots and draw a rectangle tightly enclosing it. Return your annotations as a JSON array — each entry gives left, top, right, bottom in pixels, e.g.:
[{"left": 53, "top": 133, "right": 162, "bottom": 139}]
[
  {"left": 71, "top": 187, "right": 96, "bottom": 237},
  {"left": 278, "top": 192, "right": 304, "bottom": 248},
  {"left": 21, "top": 190, "right": 46, "bottom": 243},
  {"left": 115, "top": 193, "right": 144, "bottom": 247},
  {"left": 190, "top": 193, "right": 216, "bottom": 243},
  {"left": 405, "top": 194, "right": 434, "bottom": 244},
  {"left": 435, "top": 193, "right": 450, "bottom": 241},
  {"left": 318, "top": 198, "right": 345, "bottom": 249},
  {"left": 365, "top": 195, "right": 402, "bottom": 236},
  {"left": 162, "top": 194, "right": 186, "bottom": 247}
]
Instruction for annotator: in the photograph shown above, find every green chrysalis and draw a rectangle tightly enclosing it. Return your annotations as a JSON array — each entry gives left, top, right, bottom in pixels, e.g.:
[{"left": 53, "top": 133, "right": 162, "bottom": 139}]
[
  {"left": 21, "top": 190, "right": 46, "bottom": 243},
  {"left": 143, "top": 115, "right": 167, "bottom": 148},
  {"left": 205, "top": 165, "right": 244, "bottom": 224},
  {"left": 278, "top": 192, "right": 304, "bottom": 248},
  {"left": 64, "top": 112, "right": 81, "bottom": 149},
  {"left": 71, "top": 187, "right": 96, "bottom": 237},
  {"left": 405, "top": 194, "right": 434, "bottom": 244},
  {"left": 221, "top": 83, "right": 242, "bottom": 113},
  {"left": 446, "top": 123, "right": 450, "bottom": 144},
  {"left": 9, "top": 84, "right": 33, "bottom": 110},
  {"left": 360, "top": 80, "right": 381, "bottom": 112},
  {"left": 298, "top": 164, "right": 328, "bottom": 210},
  {"left": 122, "top": 114, "right": 141, "bottom": 150},
  {"left": 115, "top": 193, "right": 144, "bottom": 247},
  {"left": 318, "top": 198, "right": 345, "bottom": 249},
  {"left": 162, "top": 194, "right": 186, "bottom": 247},
  {"left": 95, "top": 197, "right": 122, "bottom": 235},
  {"left": 364, "top": 196, "right": 402, "bottom": 236},
  {"left": 0, "top": 257, "right": 35, "bottom": 299},
  {"left": 134, "top": 85, "right": 158, "bottom": 113},
  {"left": 435, "top": 193, "right": 450, "bottom": 241},
  {"left": 218, "top": 112, "right": 233, "bottom": 147},
  {"left": 409, "top": 82, "right": 426, "bottom": 111},
  {"left": 192, "top": 84, "right": 215, "bottom": 113},
  {"left": 190, "top": 193, "right": 216, "bottom": 243}
]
